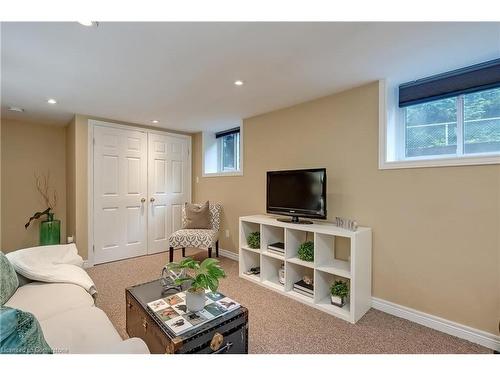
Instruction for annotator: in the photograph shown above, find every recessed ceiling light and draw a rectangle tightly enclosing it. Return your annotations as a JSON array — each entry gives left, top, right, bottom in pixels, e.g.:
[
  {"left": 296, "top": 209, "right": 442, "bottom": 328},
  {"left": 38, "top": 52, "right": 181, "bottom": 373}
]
[
  {"left": 234, "top": 80, "right": 244, "bottom": 86},
  {"left": 151, "top": 120, "right": 159, "bottom": 124},
  {"left": 47, "top": 99, "right": 57, "bottom": 104},
  {"left": 78, "top": 21, "right": 98, "bottom": 27},
  {"left": 8, "top": 106, "right": 24, "bottom": 113}
]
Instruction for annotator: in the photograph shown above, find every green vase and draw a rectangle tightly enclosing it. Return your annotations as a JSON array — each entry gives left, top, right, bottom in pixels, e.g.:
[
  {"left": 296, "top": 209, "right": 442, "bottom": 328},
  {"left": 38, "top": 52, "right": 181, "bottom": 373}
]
[{"left": 40, "top": 213, "right": 61, "bottom": 245}]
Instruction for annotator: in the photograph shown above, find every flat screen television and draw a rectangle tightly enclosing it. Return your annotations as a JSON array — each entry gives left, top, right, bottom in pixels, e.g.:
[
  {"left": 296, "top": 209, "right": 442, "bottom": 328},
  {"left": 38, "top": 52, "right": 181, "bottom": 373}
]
[{"left": 266, "top": 168, "right": 327, "bottom": 224}]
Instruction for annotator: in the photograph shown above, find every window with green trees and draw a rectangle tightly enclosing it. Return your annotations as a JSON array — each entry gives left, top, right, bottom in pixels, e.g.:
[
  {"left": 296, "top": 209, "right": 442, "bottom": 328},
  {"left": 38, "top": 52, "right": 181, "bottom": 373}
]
[{"left": 404, "top": 87, "right": 500, "bottom": 158}]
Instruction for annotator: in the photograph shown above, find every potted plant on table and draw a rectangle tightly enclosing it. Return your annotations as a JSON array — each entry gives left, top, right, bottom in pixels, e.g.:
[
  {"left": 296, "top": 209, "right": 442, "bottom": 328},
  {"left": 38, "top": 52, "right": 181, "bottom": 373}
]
[
  {"left": 166, "top": 257, "right": 226, "bottom": 312},
  {"left": 330, "top": 280, "right": 349, "bottom": 307}
]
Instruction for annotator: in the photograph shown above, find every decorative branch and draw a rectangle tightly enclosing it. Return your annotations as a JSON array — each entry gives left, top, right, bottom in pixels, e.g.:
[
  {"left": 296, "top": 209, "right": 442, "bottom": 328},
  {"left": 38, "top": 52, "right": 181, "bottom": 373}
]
[
  {"left": 25, "top": 207, "right": 51, "bottom": 229},
  {"left": 34, "top": 171, "right": 57, "bottom": 209},
  {"left": 25, "top": 171, "right": 58, "bottom": 229}
]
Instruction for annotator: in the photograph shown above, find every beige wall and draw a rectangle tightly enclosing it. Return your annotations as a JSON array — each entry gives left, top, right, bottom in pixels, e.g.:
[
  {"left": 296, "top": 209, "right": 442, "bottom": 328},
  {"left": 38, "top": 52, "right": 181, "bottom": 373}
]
[
  {"left": 192, "top": 81, "right": 500, "bottom": 335},
  {"left": 67, "top": 114, "right": 192, "bottom": 260},
  {"left": 1, "top": 119, "right": 67, "bottom": 251}
]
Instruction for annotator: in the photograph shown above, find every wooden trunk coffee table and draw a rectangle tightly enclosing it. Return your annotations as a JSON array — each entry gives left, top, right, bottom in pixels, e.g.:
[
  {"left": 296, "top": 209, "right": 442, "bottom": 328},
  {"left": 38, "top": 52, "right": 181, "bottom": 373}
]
[{"left": 126, "top": 279, "right": 249, "bottom": 354}]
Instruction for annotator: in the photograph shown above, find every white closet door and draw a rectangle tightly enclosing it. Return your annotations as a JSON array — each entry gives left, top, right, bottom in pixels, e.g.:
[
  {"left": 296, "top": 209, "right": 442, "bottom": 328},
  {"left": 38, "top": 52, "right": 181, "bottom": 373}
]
[
  {"left": 93, "top": 126, "right": 148, "bottom": 264},
  {"left": 148, "top": 133, "right": 191, "bottom": 254}
]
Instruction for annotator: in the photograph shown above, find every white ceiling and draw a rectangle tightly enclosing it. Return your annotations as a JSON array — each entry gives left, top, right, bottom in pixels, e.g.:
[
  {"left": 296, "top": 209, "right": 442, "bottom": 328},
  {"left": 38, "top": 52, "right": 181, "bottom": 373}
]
[{"left": 1, "top": 22, "right": 499, "bottom": 132}]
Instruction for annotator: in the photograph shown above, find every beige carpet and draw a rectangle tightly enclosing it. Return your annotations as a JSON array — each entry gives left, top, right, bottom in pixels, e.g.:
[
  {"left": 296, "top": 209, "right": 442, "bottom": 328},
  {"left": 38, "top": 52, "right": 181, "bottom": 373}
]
[{"left": 87, "top": 250, "right": 490, "bottom": 354}]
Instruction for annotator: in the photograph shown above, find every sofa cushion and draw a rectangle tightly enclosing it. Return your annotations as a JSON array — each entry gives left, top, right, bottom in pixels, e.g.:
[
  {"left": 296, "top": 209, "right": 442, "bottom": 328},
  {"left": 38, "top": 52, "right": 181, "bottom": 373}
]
[
  {"left": 0, "top": 251, "right": 19, "bottom": 305},
  {"left": 39, "top": 306, "right": 122, "bottom": 354},
  {"left": 5, "top": 282, "right": 94, "bottom": 321},
  {"left": 0, "top": 306, "right": 52, "bottom": 354}
]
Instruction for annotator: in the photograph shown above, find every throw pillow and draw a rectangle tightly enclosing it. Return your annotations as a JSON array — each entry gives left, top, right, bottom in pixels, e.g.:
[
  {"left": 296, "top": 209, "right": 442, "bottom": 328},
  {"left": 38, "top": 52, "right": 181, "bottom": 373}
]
[
  {"left": 0, "top": 251, "right": 19, "bottom": 305},
  {"left": 0, "top": 306, "right": 52, "bottom": 354},
  {"left": 183, "top": 201, "right": 211, "bottom": 229}
]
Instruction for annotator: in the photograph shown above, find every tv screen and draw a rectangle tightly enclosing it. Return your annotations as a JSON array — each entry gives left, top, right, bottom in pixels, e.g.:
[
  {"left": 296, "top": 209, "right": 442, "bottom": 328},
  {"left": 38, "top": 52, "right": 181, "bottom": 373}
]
[{"left": 266, "top": 168, "right": 326, "bottom": 221}]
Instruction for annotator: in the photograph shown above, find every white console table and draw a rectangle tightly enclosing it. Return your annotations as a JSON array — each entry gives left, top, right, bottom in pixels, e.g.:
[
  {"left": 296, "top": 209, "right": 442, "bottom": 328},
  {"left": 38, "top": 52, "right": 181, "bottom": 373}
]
[{"left": 239, "top": 214, "right": 372, "bottom": 323}]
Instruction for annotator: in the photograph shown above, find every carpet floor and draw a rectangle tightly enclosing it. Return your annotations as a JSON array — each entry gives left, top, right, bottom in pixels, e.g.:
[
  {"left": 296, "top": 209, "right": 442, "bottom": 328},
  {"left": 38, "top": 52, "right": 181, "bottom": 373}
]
[{"left": 86, "top": 250, "right": 490, "bottom": 354}]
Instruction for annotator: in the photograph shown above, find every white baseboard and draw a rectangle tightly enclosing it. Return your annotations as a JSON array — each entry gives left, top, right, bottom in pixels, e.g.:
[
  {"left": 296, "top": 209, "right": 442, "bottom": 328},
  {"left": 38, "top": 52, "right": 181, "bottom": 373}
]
[
  {"left": 372, "top": 297, "right": 500, "bottom": 351},
  {"left": 218, "top": 248, "right": 239, "bottom": 261}
]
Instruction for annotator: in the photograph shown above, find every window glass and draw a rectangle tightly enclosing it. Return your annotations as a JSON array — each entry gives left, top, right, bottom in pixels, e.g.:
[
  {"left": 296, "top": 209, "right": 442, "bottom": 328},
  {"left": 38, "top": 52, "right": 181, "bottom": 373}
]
[
  {"left": 222, "top": 133, "right": 236, "bottom": 170},
  {"left": 463, "top": 87, "right": 500, "bottom": 154},
  {"left": 405, "top": 97, "right": 457, "bottom": 157}
]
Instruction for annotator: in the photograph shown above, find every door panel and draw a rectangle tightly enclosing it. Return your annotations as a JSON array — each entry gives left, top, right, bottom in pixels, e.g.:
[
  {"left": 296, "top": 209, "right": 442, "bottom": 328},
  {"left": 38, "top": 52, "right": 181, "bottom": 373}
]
[
  {"left": 101, "top": 155, "right": 119, "bottom": 194},
  {"left": 171, "top": 160, "right": 182, "bottom": 193},
  {"left": 171, "top": 204, "right": 183, "bottom": 233},
  {"left": 154, "top": 205, "right": 167, "bottom": 240},
  {"left": 94, "top": 126, "right": 148, "bottom": 264},
  {"left": 148, "top": 133, "right": 191, "bottom": 254}
]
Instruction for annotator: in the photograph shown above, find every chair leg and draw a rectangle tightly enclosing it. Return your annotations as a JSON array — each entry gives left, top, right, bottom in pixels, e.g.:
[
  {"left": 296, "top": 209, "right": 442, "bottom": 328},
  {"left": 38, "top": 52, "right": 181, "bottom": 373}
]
[
  {"left": 182, "top": 248, "right": 186, "bottom": 257},
  {"left": 169, "top": 247, "right": 174, "bottom": 263},
  {"left": 208, "top": 247, "right": 212, "bottom": 258},
  {"left": 215, "top": 240, "right": 219, "bottom": 257}
]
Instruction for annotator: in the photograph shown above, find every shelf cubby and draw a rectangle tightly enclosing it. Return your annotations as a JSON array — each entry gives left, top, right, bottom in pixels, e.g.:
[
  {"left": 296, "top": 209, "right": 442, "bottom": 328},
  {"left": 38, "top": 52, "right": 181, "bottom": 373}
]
[
  {"left": 240, "top": 221, "right": 261, "bottom": 251},
  {"left": 286, "top": 228, "right": 314, "bottom": 268},
  {"left": 261, "top": 224, "right": 285, "bottom": 259},
  {"left": 239, "top": 215, "right": 372, "bottom": 323},
  {"left": 261, "top": 254, "right": 285, "bottom": 291},
  {"left": 285, "top": 228, "right": 314, "bottom": 256},
  {"left": 314, "top": 269, "right": 351, "bottom": 318},
  {"left": 239, "top": 247, "right": 261, "bottom": 283},
  {"left": 285, "top": 262, "right": 314, "bottom": 302},
  {"left": 315, "top": 233, "right": 351, "bottom": 278}
]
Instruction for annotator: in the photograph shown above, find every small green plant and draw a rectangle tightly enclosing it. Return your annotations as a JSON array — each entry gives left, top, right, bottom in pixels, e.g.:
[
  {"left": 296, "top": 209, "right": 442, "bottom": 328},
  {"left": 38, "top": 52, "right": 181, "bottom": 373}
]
[
  {"left": 166, "top": 257, "right": 226, "bottom": 293},
  {"left": 247, "top": 231, "right": 260, "bottom": 249},
  {"left": 330, "top": 280, "right": 349, "bottom": 298},
  {"left": 297, "top": 241, "right": 314, "bottom": 262}
]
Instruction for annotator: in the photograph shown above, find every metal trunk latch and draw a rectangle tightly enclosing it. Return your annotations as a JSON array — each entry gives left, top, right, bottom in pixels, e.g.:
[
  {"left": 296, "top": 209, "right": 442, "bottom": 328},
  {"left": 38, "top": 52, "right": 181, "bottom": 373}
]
[{"left": 210, "top": 332, "right": 224, "bottom": 351}]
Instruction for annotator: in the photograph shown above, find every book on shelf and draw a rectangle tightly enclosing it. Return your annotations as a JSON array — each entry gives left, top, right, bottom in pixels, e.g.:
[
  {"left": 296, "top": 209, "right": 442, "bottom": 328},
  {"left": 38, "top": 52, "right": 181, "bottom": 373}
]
[
  {"left": 292, "top": 288, "right": 314, "bottom": 298},
  {"left": 267, "top": 248, "right": 284, "bottom": 256},
  {"left": 293, "top": 279, "right": 314, "bottom": 294},
  {"left": 146, "top": 291, "right": 240, "bottom": 335},
  {"left": 267, "top": 242, "right": 284, "bottom": 252}
]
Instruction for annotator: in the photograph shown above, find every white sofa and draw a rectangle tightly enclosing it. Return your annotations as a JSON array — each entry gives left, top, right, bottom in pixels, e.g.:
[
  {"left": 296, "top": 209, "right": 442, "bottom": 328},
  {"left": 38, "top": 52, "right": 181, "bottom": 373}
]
[{"left": 5, "top": 279, "right": 149, "bottom": 354}]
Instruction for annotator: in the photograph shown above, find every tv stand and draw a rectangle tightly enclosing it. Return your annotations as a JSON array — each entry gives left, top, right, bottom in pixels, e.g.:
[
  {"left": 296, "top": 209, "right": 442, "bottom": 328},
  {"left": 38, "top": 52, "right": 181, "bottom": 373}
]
[
  {"left": 277, "top": 216, "right": 313, "bottom": 225},
  {"left": 239, "top": 214, "right": 372, "bottom": 323}
]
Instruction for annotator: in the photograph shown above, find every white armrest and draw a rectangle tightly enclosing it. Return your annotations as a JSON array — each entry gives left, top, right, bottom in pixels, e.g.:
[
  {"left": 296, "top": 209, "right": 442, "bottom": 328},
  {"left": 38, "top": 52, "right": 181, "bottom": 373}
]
[{"left": 108, "top": 338, "right": 150, "bottom": 354}]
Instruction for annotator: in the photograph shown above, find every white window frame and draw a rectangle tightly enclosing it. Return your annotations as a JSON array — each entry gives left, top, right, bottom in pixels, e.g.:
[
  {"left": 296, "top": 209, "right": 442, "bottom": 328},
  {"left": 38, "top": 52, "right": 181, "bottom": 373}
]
[
  {"left": 202, "top": 123, "right": 243, "bottom": 177},
  {"left": 379, "top": 80, "right": 500, "bottom": 170}
]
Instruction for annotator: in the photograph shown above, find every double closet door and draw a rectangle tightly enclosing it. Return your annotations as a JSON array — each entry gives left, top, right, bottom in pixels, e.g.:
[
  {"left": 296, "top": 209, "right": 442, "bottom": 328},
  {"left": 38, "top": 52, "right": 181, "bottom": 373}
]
[{"left": 93, "top": 124, "right": 191, "bottom": 264}]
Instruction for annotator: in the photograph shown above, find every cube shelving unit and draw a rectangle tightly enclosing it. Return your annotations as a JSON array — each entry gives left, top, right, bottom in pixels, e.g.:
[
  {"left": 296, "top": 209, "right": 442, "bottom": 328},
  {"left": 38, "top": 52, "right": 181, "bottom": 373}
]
[{"left": 239, "top": 214, "right": 372, "bottom": 323}]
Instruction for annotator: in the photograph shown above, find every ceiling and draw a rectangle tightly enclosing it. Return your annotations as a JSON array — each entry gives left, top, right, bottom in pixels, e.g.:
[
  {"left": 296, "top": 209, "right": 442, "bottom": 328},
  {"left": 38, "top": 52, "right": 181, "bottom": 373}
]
[{"left": 1, "top": 22, "right": 499, "bottom": 132}]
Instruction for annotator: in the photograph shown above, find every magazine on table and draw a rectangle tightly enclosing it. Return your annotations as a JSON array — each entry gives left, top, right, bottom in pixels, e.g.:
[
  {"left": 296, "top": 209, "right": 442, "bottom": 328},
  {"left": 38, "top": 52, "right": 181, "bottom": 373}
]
[{"left": 147, "top": 290, "right": 240, "bottom": 335}]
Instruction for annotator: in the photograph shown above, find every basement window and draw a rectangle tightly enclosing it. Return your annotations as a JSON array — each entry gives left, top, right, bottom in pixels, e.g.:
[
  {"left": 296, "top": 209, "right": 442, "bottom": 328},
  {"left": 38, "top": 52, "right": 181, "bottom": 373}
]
[
  {"left": 380, "top": 59, "right": 500, "bottom": 169},
  {"left": 203, "top": 125, "right": 243, "bottom": 176}
]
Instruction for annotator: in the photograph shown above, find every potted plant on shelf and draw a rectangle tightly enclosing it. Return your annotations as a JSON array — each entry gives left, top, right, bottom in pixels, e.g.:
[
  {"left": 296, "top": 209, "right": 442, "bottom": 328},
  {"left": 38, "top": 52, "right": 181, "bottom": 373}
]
[
  {"left": 330, "top": 280, "right": 349, "bottom": 307},
  {"left": 297, "top": 241, "right": 314, "bottom": 262},
  {"left": 247, "top": 231, "right": 260, "bottom": 249},
  {"left": 166, "top": 257, "right": 226, "bottom": 312}
]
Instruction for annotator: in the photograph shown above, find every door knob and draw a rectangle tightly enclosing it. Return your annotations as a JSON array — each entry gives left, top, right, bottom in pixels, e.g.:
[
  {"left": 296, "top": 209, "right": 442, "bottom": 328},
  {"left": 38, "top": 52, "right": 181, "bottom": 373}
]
[
  {"left": 150, "top": 197, "right": 155, "bottom": 203},
  {"left": 141, "top": 198, "right": 146, "bottom": 203}
]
